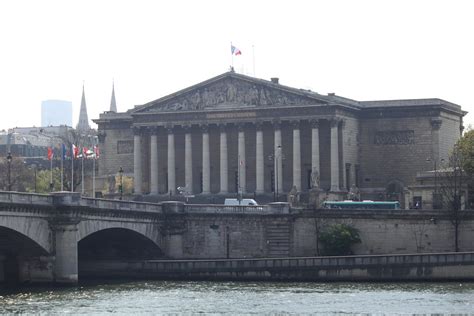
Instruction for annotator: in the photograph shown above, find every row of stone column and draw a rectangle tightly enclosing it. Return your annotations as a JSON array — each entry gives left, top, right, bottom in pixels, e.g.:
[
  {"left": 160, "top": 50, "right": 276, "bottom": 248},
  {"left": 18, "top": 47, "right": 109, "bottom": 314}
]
[{"left": 133, "top": 119, "right": 342, "bottom": 195}]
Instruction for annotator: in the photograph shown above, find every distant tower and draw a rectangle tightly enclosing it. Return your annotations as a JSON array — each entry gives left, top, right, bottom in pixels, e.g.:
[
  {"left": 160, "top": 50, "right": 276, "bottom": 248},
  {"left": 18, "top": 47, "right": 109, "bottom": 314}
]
[
  {"left": 110, "top": 82, "right": 117, "bottom": 112},
  {"left": 76, "top": 84, "right": 90, "bottom": 131}
]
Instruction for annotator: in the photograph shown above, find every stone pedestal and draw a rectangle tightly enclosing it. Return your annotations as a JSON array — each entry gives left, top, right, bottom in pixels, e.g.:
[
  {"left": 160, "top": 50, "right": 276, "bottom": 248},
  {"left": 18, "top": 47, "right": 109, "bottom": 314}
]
[{"left": 309, "top": 188, "right": 322, "bottom": 208}]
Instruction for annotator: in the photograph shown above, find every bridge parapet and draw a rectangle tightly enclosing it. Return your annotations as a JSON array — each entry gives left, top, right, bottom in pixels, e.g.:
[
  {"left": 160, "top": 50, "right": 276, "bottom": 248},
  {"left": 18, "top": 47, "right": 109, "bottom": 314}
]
[
  {"left": 0, "top": 190, "right": 53, "bottom": 205},
  {"left": 184, "top": 202, "right": 290, "bottom": 214},
  {"left": 81, "top": 197, "right": 163, "bottom": 213}
]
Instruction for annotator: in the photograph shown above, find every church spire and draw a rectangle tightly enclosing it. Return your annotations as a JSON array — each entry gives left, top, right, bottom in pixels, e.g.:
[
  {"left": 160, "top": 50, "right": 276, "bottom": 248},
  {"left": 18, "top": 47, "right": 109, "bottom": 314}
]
[
  {"left": 110, "top": 81, "right": 117, "bottom": 112},
  {"left": 76, "top": 83, "right": 90, "bottom": 131}
]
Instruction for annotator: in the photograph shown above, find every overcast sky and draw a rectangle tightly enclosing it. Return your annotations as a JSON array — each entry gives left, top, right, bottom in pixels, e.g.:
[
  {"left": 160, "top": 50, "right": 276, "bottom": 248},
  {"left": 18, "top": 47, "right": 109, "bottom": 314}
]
[{"left": 1, "top": 0, "right": 473, "bottom": 131}]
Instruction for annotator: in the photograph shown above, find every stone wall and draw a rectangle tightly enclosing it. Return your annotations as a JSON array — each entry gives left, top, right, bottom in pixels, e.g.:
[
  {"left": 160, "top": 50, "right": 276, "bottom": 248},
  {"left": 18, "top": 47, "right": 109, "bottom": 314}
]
[
  {"left": 178, "top": 210, "right": 474, "bottom": 259},
  {"left": 360, "top": 115, "right": 441, "bottom": 189}
]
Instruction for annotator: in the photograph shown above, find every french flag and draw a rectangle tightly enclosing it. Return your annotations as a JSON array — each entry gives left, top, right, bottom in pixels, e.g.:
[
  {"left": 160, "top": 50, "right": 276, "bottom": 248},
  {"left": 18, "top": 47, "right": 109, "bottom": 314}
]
[{"left": 231, "top": 45, "right": 242, "bottom": 56}]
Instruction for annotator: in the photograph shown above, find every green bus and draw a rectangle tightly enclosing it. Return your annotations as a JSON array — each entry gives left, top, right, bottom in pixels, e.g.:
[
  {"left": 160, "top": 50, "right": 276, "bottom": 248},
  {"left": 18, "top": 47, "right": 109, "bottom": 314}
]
[{"left": 322, "top": 200, "right": 401, "bottom": 210}]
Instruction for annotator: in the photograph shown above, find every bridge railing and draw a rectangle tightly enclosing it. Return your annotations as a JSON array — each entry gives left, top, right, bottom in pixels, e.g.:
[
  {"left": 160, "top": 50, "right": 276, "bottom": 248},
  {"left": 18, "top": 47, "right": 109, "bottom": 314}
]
[
  {"left": 0, "top": 191, "right": 53, "bottom": 205},
  {"left": 184, "top": 202, "right": 289, "bottom": 214},
  {"left": 80, "top": 197, "right": 163, "bottom": 213}
]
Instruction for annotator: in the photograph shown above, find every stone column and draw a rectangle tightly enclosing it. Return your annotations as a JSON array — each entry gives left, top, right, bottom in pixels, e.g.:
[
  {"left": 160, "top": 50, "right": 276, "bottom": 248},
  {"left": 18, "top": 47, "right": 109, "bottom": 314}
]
[
  {"left": 274, "top": 121, "right": 283, "bottom": 196},
  {"left": 51, "top": 221, "right": 79, "bottom": 285},
  {"left": 238, "top": 124, "right": 246, "bottom": 193},
  {"left": 255, "top": 122, "right": 264, "bottom": 194},
  {"left": 311, "top": 119, "right": 320, "bottom": 187},
  {"left": 167, "top": 126, "right": 175, "bottom": 195},
  {"left": 219, "top": 124, "right": 228, "bottom": 194},
  {"left": 133, "top": 127, "right": 142, "bottom": 195},
  {"left": 292, "top": 121, "right": 301, "bottom": 191},
  {"left": 150, "top": 127, "right": 159, "bottom": 195},
  {"left": 330, "top": 118, "right": 340, "bottom": 191},
  {"left": 202, "top": 125, "right": 211, "bottom": 194},
  {"left": 184, "top": 126, "right": 193, "bottom": 194}
]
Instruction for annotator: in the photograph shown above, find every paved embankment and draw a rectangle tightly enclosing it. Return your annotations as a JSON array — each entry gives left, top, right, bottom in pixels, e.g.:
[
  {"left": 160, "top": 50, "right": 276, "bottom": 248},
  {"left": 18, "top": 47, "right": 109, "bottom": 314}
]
[{"left": 80, "top": 252, "right": 474, "bottom": 281}]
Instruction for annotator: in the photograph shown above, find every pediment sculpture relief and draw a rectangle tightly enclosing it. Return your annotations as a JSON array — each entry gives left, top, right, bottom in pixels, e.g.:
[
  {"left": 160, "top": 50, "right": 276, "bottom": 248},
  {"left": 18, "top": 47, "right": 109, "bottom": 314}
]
[{"left": 141, "top": 78, "right": 320, "bottom": 112}]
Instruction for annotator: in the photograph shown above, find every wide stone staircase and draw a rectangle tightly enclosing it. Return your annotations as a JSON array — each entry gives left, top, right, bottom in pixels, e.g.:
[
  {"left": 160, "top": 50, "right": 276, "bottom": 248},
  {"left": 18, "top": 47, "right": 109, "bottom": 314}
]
[{"left": 266, "top": 222, "right": 291, "bottom": 257}]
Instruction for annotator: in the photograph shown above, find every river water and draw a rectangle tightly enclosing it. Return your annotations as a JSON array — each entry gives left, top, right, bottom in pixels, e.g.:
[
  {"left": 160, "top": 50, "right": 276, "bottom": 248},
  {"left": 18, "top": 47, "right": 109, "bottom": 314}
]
[{"left": 1, "top": 281, "right": 473, "bottom": 315}]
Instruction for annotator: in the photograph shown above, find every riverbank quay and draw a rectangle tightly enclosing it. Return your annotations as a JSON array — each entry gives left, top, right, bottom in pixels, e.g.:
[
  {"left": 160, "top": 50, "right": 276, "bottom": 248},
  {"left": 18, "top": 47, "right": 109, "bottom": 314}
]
[{"left": 80, "top": 252, "right": 474, "bottom": 282}]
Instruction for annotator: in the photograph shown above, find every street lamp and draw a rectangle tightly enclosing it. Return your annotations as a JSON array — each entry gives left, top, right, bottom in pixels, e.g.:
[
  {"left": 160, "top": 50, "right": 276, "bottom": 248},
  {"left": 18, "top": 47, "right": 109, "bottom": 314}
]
[
  {"left": 275, "top": 145, "right": 282, "bottom": 202},
  {"left": 268, "top": 145, "right": 282, "bottom": 202},
  {"left": 118, "top": 167, "right": 124, "bottom": 200},
  {"left": 31, "top": 163, "right": 37, "bottom": 193},
  {"left": 7, "top": 152, "right": 12, "bottom": 191}
]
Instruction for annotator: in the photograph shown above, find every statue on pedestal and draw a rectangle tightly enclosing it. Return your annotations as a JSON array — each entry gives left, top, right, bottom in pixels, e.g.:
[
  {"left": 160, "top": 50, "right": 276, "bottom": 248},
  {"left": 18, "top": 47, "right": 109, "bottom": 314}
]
[
  {"left": 288, "top": 185, "right": 299, "bottom": 207},
  {"left": 348, "top": 184, "right": 361, "bottom": 201},
  {"left": 309, "top": 169, "right": 322, "bottom": 208}
]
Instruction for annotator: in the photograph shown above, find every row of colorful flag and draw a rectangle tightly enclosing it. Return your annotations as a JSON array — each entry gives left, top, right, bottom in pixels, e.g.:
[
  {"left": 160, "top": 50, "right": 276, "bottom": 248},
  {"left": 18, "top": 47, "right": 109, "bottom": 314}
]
[{"left": 47, "top": 145, "right": 100, "bottom": 161}]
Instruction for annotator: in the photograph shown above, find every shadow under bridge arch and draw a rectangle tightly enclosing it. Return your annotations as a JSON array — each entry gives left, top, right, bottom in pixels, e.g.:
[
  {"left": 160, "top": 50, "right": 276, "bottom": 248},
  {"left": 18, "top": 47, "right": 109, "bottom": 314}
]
[{"left": 78, "top": 228, "right": 164, "bottom": 261}]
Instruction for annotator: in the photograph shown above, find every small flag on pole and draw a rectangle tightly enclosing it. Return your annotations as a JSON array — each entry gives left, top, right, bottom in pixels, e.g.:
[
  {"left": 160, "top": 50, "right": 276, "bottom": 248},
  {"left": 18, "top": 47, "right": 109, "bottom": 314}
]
[
  {"left": 61, "top": 144, "right": 67, "bottom": 160},
  {"left": 231, "top": 45, "right": 242, "bottom": 56},
  {"left": 47, "top": 147, "right": 54, "bottom": 160},
  {"left": 72, "top": 144, "right": 79, "bottom": 159},
  {"left": 94, "top": 145, "right": 100, "bottom": 159}
]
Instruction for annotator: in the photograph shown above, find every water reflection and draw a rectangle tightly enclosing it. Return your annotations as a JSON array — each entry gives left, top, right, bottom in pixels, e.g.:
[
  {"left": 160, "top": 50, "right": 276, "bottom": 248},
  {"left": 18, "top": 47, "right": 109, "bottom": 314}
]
[{"left": 1, "top": 281, "right": 473, "bottom": 314}]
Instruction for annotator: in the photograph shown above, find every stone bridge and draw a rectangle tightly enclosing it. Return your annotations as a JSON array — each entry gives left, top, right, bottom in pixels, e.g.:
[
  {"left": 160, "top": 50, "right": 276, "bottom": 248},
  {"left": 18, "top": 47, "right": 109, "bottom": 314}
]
[
  {"left": 0, "top": 191, "right": 288, "bottom": 285},
  {"left": 1, "top": 191, "right": 474, "bottom": 285}
]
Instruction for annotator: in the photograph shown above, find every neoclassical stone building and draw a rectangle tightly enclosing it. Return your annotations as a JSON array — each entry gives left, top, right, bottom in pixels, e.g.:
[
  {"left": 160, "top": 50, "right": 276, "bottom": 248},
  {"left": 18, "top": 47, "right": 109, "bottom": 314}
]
[{"left": 94, "top": 71, "right": 466, "bottom": 204}]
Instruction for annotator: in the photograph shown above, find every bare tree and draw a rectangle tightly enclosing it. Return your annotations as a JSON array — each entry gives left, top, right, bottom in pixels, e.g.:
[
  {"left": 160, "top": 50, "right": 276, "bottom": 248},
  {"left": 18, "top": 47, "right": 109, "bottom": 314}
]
[{"left": 438, "top": 145, "right": 468, "bottom": 252}]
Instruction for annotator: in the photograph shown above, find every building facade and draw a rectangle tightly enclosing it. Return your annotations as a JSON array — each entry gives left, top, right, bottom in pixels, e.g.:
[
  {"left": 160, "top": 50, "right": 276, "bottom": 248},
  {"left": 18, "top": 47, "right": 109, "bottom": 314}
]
[{"left": 94, "top": 71, "right": 466, "bottom": 204}]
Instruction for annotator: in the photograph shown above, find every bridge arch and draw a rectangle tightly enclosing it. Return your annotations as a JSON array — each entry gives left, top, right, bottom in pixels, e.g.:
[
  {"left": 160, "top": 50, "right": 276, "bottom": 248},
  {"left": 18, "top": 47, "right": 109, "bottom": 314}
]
[
  {"left": 0, "top": 217, "right": 51, "bottom": 254},
  {"left": 77, "top": 221, "right": 162, "bottom": 249}
]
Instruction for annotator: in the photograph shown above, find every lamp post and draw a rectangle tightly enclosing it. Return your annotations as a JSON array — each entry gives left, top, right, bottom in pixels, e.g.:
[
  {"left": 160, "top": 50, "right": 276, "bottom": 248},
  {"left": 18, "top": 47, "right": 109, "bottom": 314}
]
[
  {"left": 268, "top": 145, "right": 282, "bottom": 202},
  {"left": 275, "top": 145, "right": 282, "bottom": 202},
  {"left": 118, "top": 167, "right": 123, "bottom": 200},
  {"left": 31, "top": 163, "right": 37, "bottom": 193},
  {"left": 7, "top": 152, "right": 12, "bottom": 191}
]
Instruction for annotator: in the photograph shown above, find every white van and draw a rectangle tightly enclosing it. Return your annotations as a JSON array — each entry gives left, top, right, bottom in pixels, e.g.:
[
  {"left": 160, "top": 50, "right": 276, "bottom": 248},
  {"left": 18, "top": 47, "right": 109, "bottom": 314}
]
[{"left": 224, "top": 198, "right": 258, "bottom": 206}]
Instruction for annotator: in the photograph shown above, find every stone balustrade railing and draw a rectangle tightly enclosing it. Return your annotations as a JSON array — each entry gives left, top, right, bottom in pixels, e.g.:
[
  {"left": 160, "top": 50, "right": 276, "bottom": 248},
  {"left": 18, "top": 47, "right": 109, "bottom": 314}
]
[
  {"left": 0, "top": 190, "right": 53, "bottom": 205},
  {"left": 0, "top": 191, "right": 290, "bottom": 214}
]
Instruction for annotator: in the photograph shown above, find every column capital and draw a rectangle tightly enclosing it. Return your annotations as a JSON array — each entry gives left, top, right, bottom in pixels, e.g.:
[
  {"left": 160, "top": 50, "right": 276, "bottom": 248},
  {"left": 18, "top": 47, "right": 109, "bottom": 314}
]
[
  {"left": 183, "top": 125, "right": 192, "bottom": 133},
  {"left": 272, "top": 119, "right": 281, "bottom": 130},
  {"left": 201, "top": 124, "right": 209, "bottom": 133},
  {"left": 431, "top": 119, "right": 442, "bottom": 131},
  {"left": 329, "top": 117, "right": 342, "bottom": 128},
  {"left": 291, "top": 120, "right": 300, "bottom": 129},
  {"left": 166, "top": 125, "right": 174, "bottom": 134},
  {"left": 310, "top": 119, "right": 320, "bottom": 129},
  {"left": 255, "top": 120, "right": 264, "bottom": 131},
  {"left": 132, "top": 126, "right": 142, "bottom": 136},
  {"left": 219, "top": 123, "right": 227, "bottom": 132},
  {"left": 237, "top": 122, "right": 246, "bottom": 132},
  {"left": 147, "top": 126, "right": 159, "bottom": 135}
]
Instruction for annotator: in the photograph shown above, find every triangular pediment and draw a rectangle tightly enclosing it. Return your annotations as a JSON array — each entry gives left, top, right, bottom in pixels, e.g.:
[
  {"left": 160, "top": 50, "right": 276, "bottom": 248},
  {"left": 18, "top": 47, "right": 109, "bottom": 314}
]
[{"left": 132, "top": 72, "right": 330, "bottom": 113}]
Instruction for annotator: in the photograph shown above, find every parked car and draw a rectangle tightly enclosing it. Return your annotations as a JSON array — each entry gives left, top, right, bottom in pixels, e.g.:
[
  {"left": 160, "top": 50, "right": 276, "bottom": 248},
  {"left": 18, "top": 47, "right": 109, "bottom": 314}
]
[{"left": 224, "top": 198, "right": 258, "bottom": 206}]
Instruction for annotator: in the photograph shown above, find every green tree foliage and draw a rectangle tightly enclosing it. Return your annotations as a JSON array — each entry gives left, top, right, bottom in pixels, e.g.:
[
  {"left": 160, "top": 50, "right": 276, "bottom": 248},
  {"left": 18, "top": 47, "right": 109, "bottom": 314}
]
[
  {"left": 318, "top": 224, "right": 361, "bottom": 256},
  {"left": 0, "top": 156, "right": 31, "bottom": 191},
  {"left": 456, "top": 129, "right": 474, "bottom": 181},
  {"left": 26, "top": 168, "right": 62, "bottom": 193}
]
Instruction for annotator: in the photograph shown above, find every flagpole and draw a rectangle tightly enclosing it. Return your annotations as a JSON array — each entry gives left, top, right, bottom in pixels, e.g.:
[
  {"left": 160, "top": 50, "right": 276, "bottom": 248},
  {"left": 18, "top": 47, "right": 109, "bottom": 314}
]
[
  {"left": 93, "top": 153, "right": 96, "bottom": 198},
  {"left": 50, "top": 154, "right": 53, "bottom": 191},
  {"left": 81, "top": 148, "right": 84, "bottom": 195},
  {"left": 231, "top": 42, "right": 234, "bottom": 69},
  {"left": 61, "top": 145, "right": 64, "bottom": 191},
  {"left": 71, "top": 146, "right": 74, "bottom": 193}
]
